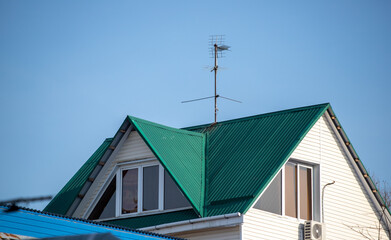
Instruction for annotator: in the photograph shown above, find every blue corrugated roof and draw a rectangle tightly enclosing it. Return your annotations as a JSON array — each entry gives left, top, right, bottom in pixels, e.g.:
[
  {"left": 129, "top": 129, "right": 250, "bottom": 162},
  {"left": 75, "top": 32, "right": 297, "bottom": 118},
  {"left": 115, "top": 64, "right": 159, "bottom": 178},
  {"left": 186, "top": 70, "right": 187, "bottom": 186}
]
[{"left": 0, "top": 206, "right": 184, "bottom": 240}]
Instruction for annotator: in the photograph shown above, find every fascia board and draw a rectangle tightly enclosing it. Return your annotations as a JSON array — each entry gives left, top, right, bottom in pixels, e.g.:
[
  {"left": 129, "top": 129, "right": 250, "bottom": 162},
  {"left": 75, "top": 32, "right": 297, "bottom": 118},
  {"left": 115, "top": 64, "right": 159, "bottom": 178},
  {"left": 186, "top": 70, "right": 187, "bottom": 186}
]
[
  {"left": 68, "top": 119, "right": 132, "bottom": 217},
  {"left": 326, "top": 107, "right": 391, "bottom": 218},
  {"left": 140, "top": 212, "right": 243, "bottom": 235}
]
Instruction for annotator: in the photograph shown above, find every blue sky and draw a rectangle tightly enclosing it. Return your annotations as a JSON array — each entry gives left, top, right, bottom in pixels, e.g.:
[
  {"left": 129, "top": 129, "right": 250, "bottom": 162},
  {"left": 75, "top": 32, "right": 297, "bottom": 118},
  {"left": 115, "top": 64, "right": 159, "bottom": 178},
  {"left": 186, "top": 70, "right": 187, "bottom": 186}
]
[{"left": 1, "top": 1, "right": 390, "bottom": 210}]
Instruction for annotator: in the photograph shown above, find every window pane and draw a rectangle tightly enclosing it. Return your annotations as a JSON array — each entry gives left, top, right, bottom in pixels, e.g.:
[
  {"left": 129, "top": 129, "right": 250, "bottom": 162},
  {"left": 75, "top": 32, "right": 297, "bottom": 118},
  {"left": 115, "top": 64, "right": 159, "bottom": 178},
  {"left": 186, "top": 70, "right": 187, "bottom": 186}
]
[
  {"left": 164, "top": 170, "right": 190, "bottom": 210},
  {"left": 285, "top": 163, "right": 297, "bottom": 218},
  {"left": 88, "top": 176, "right": 116, "bottom": 220},
  {"left": 143, "top": 165, "right": 159, "bottom": 211},
  {"left": 300, "top": 167, "right": 312, "bottom": 220},
  {"left": 122, "top": 169, "right": 138, "bottom": 214},
  {"left": 254, "top": 171, "right": 282, "bottom": 215}
]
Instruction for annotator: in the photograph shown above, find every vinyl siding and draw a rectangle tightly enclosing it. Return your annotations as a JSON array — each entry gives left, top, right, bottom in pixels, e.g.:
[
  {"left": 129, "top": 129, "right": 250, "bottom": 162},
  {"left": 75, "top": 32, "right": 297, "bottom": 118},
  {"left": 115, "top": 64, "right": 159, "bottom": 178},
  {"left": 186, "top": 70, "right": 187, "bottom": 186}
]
[
  {"left": 74, "top": 130, "right": 156, "bottom": 218},
  {"left": 115, "top": 130, "right": 155, "bottom": 162},
  {"left": 243, "top": 114, "right": 389, "bottom": 240},
  {"left": 243, "top": 208, "right": 303, "bottom": 240},
  {"left": 172, "top": 226, "right": 241, "bottom": 240}
]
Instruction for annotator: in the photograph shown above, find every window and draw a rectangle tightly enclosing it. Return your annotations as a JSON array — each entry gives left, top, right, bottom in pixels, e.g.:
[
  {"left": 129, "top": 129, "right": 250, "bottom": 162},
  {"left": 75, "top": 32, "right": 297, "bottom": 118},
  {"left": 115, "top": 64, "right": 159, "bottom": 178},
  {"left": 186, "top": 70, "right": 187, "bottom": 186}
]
[
  {"left": 119, "top": 163, "right": 191, "bottom": 216},
  {"left": 254, "top": 160, "right": 319, "bottom": 221},
  {"left": 285, "top": 162, "right": 312, "bottom": 220},
  {"left": 89, "top": 161, "right": 191, "bottom": 220}
]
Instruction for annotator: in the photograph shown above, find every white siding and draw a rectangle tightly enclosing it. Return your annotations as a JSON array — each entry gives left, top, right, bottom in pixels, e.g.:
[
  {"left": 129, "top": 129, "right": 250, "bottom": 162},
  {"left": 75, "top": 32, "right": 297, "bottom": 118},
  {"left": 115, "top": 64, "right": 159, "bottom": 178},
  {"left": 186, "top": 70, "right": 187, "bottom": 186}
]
[
  {"left": 172, "top": 226, "right": 241, "bottom": 240},
  {"left": 243, "top": 114, "right": 389, "bottom": 240},
  {"left": 74, "top": 130, "right": 156, "bottom": 218},
  {"left": 243, "top": 208, "right": 303, "bottom": 240},
  {"left": 115, "top": 131, "right": 154, "bottom": 162}
]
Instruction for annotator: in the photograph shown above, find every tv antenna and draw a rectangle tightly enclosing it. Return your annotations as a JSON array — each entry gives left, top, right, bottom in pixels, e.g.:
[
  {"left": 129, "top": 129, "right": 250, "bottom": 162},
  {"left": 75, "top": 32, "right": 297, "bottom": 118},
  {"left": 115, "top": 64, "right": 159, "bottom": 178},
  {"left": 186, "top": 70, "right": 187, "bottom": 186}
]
[{"left": 182, "top": 35, "right": 241, "bottom": 123}]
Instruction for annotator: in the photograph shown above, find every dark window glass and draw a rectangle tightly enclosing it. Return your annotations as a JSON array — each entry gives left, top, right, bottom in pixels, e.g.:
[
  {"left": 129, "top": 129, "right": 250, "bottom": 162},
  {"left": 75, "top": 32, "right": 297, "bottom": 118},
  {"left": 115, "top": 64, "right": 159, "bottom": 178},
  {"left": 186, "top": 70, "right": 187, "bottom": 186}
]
[
  {"left": 285, "top": 163, "right": 297, "bottom": 218},
  {"left": 143, "top": 165, "right": 159, "bottom": 211},
  {"left": 254, "top": 171, "right": 282, "bottom": 215},
  {"left": 300, "top": 166, "right": 312, "bottom": 220},
  {"left": 164, "top": 170, "right": 190, "bottom": 210},
  {"left": 122, "top": 169, "right": 138, "bottom": 214},
  {"left": 88, "top": 176, "right": 116, "bottom": 220}
]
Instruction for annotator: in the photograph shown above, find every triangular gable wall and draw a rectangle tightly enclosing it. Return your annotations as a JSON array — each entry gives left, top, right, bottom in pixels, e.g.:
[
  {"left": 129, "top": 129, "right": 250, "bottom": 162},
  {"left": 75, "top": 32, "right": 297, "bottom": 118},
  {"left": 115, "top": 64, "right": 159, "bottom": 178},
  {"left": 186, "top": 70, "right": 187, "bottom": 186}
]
[{"left": 244, "top": 112, "right": 390, "bottom": 239}]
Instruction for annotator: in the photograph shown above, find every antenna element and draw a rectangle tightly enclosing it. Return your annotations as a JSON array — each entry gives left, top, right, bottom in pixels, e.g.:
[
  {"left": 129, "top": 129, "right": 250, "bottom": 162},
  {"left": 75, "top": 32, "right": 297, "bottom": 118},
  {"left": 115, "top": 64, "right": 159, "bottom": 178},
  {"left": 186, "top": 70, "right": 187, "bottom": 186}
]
[{"left": 182, "top": 35, "right": 241, "bottom": 123}]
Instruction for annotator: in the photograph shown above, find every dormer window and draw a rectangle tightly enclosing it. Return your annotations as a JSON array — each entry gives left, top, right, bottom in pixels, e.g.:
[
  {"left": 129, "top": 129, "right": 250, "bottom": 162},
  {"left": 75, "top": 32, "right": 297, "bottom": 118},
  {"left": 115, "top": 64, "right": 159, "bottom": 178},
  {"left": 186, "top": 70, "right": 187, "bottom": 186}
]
[
  {"left": 121, "top": 165, "right": 159, "bottom": 214},
  {"left": 88, "top": 160, "right": 191, "bottom": 220}
]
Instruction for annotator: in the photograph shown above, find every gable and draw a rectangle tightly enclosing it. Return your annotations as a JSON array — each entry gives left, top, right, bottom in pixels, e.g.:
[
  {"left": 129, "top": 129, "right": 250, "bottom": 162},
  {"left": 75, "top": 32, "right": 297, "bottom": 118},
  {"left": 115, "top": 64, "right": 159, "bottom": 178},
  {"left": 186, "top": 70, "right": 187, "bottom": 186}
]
[
  {"left": 73, "top": 118, "right": 203, "bottom": 218},
  {"left": 244, "top": 113, "right": 390, "bottom": 239},
  {"left": 115, "top": 130, "right": 155, "bottom": 162}
]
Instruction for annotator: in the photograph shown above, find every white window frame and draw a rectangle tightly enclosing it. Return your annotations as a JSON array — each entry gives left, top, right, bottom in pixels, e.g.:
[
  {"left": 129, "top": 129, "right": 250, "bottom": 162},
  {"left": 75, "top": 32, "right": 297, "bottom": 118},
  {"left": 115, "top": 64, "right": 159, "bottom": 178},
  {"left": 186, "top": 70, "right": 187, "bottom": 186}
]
[
  {"left": 113, "top": 159, "right": 192, "bottom": 218},
  {"left": 282, "top": 161, "right": 314, "bottom": 221},
  {"left": 116, "top": 162, "right": 164, "bottom": 217}
]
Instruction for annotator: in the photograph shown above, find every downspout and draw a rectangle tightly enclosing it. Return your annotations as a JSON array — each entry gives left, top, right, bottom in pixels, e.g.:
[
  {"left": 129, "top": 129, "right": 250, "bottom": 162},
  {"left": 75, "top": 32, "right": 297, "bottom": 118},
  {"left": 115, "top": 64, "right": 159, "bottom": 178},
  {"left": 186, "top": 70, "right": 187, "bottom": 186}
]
[{"left": 322, "top": 181, "right": 335, "bottom": 223}]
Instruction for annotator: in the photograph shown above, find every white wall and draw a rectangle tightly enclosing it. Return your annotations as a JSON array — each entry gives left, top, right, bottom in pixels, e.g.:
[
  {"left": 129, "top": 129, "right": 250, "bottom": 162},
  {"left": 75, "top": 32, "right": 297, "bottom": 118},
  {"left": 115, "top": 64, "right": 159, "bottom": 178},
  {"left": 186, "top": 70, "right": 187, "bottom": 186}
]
[
  {"left": 172, "top": 226, "right": 241, "bottom": 240},
  {"left": 243, "top": 114, "right": 390, "bottom": 240},
  {"left": 74, "top": 130, "right": 156, "bottom": 218}
]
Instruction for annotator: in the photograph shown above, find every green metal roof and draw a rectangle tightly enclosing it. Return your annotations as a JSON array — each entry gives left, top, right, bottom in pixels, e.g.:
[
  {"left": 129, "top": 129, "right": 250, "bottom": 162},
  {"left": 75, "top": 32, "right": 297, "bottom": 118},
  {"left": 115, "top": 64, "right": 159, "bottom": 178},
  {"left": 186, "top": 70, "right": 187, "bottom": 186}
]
[
  {"left": 45, "top": 104, "right": 329, "bottom": 219},
  {"left": 46, "top": 103, "right": 389, "bottom": 227},
  {"left": 44, "top": 138, "right": 113, "bottom": 215},
  {"left": 186, "top": 103, "right": 329, "bottom": 216},
  {"left": 104, "top": 209, "right": 198, "bottom": 229},
  {"left": 128, "top": 116, "right": 206, "bottom": 216}
]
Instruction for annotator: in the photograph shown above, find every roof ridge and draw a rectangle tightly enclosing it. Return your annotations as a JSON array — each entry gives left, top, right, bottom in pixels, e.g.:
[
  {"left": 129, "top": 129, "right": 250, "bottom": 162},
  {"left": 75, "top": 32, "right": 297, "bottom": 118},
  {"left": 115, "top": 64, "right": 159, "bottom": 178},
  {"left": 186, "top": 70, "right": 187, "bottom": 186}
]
[
  {"left": 128, "top": 115, "right": 204, "bottom": 138},
  {"left": 184, "top": 103, "right": 330, "bottom": 131}
]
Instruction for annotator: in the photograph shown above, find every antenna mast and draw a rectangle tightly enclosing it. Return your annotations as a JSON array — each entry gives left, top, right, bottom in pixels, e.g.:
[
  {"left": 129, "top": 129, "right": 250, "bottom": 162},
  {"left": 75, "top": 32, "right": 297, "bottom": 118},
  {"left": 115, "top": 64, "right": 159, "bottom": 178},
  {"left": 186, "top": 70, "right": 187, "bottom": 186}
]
[
  {"left": 214, "top": 41, "right": 218, "bottom": 123},
  {"left": 182, "top": 35, "right": 241, "bottom": 123},
  {"left": 210, "top": 35, "right": 231, "bottom": 123}
]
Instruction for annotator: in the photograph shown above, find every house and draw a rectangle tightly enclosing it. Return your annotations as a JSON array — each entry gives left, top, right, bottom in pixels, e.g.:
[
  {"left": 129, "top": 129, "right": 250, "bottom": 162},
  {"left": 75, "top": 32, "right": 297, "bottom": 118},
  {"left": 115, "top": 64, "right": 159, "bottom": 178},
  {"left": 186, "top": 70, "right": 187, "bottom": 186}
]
[
  {"left": 44, "top": 103, "right": 391, "bottom": 239},
  {"left": 0, "top": 206, "right": 184, "bottom": 240}
]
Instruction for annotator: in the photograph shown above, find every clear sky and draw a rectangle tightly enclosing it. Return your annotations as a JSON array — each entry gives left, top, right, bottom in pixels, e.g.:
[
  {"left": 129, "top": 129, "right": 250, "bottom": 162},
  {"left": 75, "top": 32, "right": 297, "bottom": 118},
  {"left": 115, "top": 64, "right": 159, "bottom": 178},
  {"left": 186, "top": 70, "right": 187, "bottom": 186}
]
[{"left": 1, "top": 1, "right": 390, "bottom": 210}]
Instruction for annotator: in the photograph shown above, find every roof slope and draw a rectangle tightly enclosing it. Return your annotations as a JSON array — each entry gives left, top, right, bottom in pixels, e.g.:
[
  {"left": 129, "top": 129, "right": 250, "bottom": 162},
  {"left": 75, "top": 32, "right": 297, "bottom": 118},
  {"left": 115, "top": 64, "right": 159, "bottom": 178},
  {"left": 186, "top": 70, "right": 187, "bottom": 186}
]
[
  {"left": 128, "top": 116, "right": 206, "bottom": 216},
  {"left": 44, "top": 138, "right": 113, "bottom": 215},
  {"left": 186, "top": 103, "right": 329, "bottom": 216},
  {"left": 0, "top": 206, "right": 183, "bottom": 240}
]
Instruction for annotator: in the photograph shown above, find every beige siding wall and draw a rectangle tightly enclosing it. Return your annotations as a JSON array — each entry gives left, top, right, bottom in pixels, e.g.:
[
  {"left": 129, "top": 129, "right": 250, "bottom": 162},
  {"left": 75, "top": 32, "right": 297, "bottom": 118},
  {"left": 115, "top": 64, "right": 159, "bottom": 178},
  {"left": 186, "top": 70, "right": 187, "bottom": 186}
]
[
  {"left": 74, "top": 130, "right": 156, "bottom": 218},
  {"left": 243, "top": 114, "right": 389, "bottom": 240},
  {"left": 115, "top": 130, "right": 154, "bottom": 162},
  {"left": 172, "top": 226, "right": 241, "bottom": 240},
  {"left": 243, "top": 208, "right": 303, "bottom": 240}
]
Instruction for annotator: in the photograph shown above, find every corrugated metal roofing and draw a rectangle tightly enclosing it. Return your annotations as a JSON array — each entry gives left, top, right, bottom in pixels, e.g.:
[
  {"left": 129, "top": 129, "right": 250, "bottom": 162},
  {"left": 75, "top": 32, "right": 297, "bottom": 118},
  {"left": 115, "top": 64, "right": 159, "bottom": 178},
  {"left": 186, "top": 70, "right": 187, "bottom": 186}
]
[
  {"left": 186, "top": 103, "right": 329, "bottom": 216},
  {"left": 128, "top": 116, "right": 205, "bottom": 216},
  {"left": 45, "top": 103, "right": 389, "bottom": 227},
  {"left": 104, "top": 209, "right": 198, "bottom": 229},
  {"left": 0, "top": 206, "right": 184, "bottom": 240},
  {"left": 44, "top": 138, "right": 113, "bottom": 215}
]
